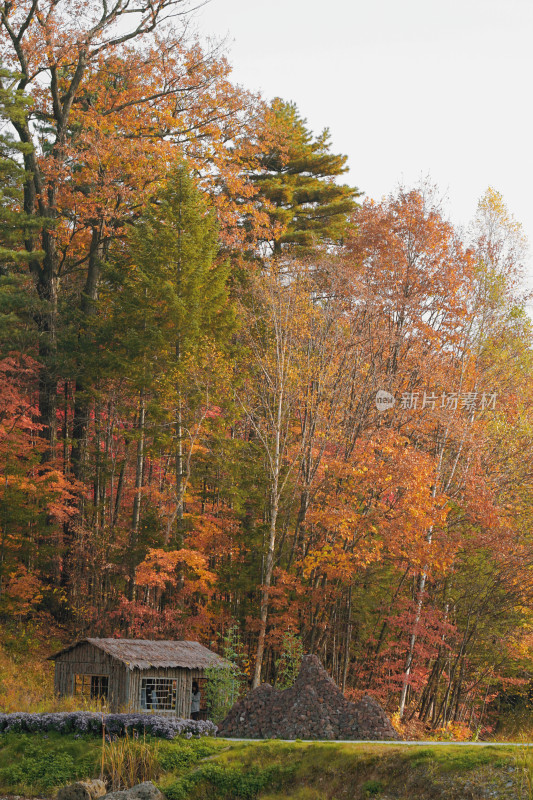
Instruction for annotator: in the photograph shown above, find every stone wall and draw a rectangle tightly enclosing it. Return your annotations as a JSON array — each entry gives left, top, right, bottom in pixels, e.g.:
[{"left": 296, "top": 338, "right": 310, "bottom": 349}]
[{"left": 218, "top": 654, "right": 400, "bottom": 741}]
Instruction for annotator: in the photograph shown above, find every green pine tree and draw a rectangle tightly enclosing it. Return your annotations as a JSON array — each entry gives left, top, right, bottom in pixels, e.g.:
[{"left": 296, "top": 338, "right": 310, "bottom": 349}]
[
  {"left": 253, "top": 98, "right": 361, "bottom": 255},
  {"left": 0, "top": 69, "right": 43, "bottom": 343},
  {"left": 71, "top": 162, "right": 235, "bottom": 472},
  {"left": 118, "top": 163, "right": 234, "bottom": 368},
  {"left": 71, "top": 164, "right": 236, "bottom": 586},
  {"left": 92, "top": 163, "right": 235, "bottom": 409}
]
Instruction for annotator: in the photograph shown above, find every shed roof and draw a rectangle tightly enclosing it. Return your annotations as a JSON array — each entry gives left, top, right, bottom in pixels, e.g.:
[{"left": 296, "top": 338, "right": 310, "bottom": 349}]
[{"left": 49, "top": 638, "right": 231, "bottom": 670}]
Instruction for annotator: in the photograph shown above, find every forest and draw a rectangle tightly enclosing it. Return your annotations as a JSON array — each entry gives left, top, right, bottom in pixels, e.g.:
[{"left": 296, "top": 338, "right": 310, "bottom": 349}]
[{"left": 0, "top": 0, "right": 532, "bottom": 736}]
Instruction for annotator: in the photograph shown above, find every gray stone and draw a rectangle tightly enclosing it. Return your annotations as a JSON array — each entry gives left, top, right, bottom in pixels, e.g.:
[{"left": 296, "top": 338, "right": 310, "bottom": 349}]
[
  {"left": 104, "top": 782, "right": 164, "bottom": 800},
  {"left": 57, "top": 780, "right": 107, "bottom": 800},
  {"left": 218, "top": 654, "right": 401, "bottom": 741}
]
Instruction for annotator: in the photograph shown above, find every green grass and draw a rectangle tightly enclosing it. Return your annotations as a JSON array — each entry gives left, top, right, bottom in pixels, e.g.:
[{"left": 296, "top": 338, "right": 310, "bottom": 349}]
[
  {"left": 0, "top": 733, "right": 522, "bottom": 800},
  {"left": 403, "top": 744, "right": 511, "bottom": 771},
  {"left": 0, "top": 732, "right": 101, "bottom": 793}
]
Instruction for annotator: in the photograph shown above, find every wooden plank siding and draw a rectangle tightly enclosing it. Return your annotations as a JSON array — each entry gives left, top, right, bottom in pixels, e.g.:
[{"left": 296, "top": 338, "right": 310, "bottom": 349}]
[{"left": 54, "top": 641, "right": 125, "bottom": 709}]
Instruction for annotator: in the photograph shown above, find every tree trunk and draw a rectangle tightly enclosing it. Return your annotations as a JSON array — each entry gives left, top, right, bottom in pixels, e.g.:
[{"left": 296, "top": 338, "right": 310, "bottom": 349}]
[
  {"left": 36, "top": 254, "right": 58, "bottom": 458},
  {"left": 341, "top": 586, "right": 352, "bottom": 693},
  {"left": 252, "top": 486, "right": 279, "bottom": 689},
  {"left": 128, "top": 392, "right": 146, "bottom": 600},
  {"left": 399, "top": 569, "right": 427, "bottom": 718},
  {"left": 71, "top": 230, "right": 104, "bottom": 481},
  {"left": 175, "top": 393, "right": 184, "bottom": 547}
]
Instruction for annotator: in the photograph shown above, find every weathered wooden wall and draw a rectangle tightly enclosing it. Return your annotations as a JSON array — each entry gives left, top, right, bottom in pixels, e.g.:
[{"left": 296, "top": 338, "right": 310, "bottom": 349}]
[{"left": 54, "top": 641, "right": 127, "bottom": 710}]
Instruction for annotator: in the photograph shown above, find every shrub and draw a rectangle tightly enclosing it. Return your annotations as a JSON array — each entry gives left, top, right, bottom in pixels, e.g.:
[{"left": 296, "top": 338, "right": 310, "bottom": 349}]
[
  {"left": 362, "top": 779, "right": 383, "bottom": 796},
  {"left": 0, "top": 738, "right": 96, "bottom": 791},
  {"left": 204, "top": 626, "right": 245, "bottom": 724},
  {"left": 274, "top": 630, "right": 303, "bottom": 690},
  {"left": 158, "top": 740, "right": 218, "bottom": 772},
  {"left": 165, "top": 764, "right": 295, "bottom": 800},
  {"left": 0, "top": 712, "right": 217, "bottom": 739},
  {"left": 102, "top": 733, "right": 221, "bottom": 791}
]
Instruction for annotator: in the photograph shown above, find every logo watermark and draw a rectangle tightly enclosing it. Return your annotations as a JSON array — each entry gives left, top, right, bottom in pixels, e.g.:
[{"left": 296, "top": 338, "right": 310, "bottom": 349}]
[
  {"left": 376, "top": 390, "right": 497, "bottom": 413},
  {"left": 375, "top": 390, "right": 396, "bottom": 412}
]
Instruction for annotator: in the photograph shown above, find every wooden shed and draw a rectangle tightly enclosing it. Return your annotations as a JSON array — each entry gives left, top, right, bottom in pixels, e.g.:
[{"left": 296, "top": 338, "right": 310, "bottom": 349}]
[{"left": 49, "top": 638, "right": 230, "bottom": 716}]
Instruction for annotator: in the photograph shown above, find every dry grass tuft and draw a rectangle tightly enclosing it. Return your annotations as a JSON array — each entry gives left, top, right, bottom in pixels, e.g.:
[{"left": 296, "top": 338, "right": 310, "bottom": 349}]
[{"left": 102, "top": 730, "right": 161, "bottom": 790}]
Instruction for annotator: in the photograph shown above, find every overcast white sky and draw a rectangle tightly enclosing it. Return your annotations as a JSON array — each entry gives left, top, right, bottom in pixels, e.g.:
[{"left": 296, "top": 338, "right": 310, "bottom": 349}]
[{"left": 194, "top": 0, "right": 533, "bottom": 283}]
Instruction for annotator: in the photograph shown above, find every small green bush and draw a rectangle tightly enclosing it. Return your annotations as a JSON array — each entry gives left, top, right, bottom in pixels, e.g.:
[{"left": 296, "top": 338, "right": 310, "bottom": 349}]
[
  {"left": 165, "top": 763, "right": 295, "bottom": 800},
  {"left": 204, "top": 626, "right": 245, "bottom": 724},
  {"left": 275, "top": 630, "right": 303, "bottom": 690},
  {"left": 159, "top": 745, "right": 198, "bottom": 771},
  {"left": 0, "top": 739, "right": 95, "bottom": 790},
  {"left": 159, "top": 740, "right": 218, "bottom": 772},
  {"left": 362, "top": 778, "right": 383, "bottom": 796}
]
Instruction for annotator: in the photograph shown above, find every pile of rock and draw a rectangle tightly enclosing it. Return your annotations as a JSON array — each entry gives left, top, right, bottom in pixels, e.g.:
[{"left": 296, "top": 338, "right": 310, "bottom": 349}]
[
  {"left": 58, "top": 781, "right": 163, "bottom": 800},
  {"left": 217, "top": 654, "right": 400, "bottom": 741}
]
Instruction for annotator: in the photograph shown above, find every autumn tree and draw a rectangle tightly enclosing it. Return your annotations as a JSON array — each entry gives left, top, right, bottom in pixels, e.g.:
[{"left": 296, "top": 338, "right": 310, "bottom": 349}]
[
  {"left": 340, "top": 188, "right": 474, "bottom": 714},
  {"left": 0, "top": 0, "right": 254, "bottom": 452},
  {"left": 0, "top": 354, "right": 74, "bottom": 616},
  {"left": 237, "top": 263, "right": 318, "bottom": 686},
  {"left": 334, "top": 186, "right": 533, "bottom": 721}
]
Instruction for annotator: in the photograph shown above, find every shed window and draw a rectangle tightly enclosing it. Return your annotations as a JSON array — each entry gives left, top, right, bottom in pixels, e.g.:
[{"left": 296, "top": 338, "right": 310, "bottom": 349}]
[
  {"left": 74, "top": 674, "right": 109, "bottom": 700},
  {"left": 140, "top": 678, "right": 177, "bottom": 712}
]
